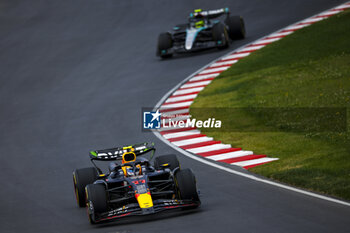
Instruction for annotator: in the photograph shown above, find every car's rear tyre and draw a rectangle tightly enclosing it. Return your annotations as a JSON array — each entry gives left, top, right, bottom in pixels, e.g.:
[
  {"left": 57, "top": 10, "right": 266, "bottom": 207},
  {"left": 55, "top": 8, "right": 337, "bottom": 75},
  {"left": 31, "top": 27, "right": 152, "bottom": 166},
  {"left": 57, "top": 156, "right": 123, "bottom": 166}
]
[
  {"left": 157, "top": 32, "right": 173, "bottom": 58},
  {"left": 212, "top": 23, "right": 229, "bottom": 49},
  {"left": 73, "top": 167, "right": 98, "bottom": 207},
  {"left": 225, "top": 15, "right": 246, "bottom": 40},
  {"left": 175, "top": 168, "right": 200, "bottom": 208},
  {"left": 85, "top": 184, "right": 108, "bottom": 224},
  {"left": 154, "top": 154, "right": 180, "bottom": 171}
]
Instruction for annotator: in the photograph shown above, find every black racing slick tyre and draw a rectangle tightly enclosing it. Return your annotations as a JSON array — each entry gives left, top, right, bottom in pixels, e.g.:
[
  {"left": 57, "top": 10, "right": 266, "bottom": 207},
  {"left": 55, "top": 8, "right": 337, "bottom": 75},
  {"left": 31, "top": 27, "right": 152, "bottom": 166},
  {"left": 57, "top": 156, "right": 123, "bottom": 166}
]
[
  {"left": 212, "top": 23, "right": 229, "bottom": 49},
  {"left": 157, "top": 32, "right": 173, "bottom": 58},
  {"left": 175, "top": 168, "right": 200, "bottom": 206},
  {"left": 154, "top": 154, "right": 180, "bottom": 171},
  {"left": 85, "top": 184, "right": 108, "bottom": 224},
  {"left": 73, "top": 167, "right": 98, "bottom": 207},
  {"left": 225, "top": 15, "right": 246, "bottom": 40}
]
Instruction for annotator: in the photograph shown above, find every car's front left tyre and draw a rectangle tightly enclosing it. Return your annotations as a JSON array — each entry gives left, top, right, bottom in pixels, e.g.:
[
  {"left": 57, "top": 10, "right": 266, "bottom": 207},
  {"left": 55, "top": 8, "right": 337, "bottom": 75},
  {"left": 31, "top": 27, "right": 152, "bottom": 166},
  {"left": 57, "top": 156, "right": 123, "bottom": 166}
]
[
  {"left": 85, "top": 184, "right": 108, "bottom": 224},
  {"left": 212, "top": 23, "right": 229, "bottom": 49},
  {"left": 73, "top": 167, "right": 98, "bottom": 207}
]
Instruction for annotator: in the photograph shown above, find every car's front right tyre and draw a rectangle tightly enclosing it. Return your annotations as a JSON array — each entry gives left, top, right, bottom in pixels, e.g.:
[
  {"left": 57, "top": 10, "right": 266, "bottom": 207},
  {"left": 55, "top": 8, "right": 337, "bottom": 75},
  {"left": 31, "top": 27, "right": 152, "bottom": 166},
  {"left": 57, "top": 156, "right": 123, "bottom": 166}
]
[
  {"left": 225, "top": 15, "right": 246, "bottom": 40},
  {"left": 157, "top": 32, "right": 173, "bottom": 58}
]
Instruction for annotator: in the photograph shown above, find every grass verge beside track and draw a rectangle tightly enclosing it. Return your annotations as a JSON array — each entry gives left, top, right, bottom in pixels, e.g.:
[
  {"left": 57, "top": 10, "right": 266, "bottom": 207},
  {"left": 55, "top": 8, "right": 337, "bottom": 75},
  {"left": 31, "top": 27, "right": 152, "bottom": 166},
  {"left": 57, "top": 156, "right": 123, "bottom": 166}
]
[{"left": 190, "top": 10, "right": 350, "bottom": 200}]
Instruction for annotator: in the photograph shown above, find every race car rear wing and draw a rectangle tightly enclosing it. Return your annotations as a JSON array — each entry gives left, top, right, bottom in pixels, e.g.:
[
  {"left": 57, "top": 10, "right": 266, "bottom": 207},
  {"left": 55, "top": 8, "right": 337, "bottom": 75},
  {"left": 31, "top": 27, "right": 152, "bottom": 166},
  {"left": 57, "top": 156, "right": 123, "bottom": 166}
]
[
  {"left": 191, "top": 8, "right": 230, "bottom": 19},
  {"left": 89, "top": 142, "right": 156, "bottom": 161}
]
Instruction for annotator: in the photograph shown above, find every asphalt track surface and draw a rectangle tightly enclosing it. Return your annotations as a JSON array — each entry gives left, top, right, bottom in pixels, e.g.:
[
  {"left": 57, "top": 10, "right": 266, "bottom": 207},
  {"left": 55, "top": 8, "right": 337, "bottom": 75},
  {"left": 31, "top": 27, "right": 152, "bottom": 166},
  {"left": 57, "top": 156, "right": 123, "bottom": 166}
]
[{"left": 1, "top": 0, "right": 349, "bottom": 232}]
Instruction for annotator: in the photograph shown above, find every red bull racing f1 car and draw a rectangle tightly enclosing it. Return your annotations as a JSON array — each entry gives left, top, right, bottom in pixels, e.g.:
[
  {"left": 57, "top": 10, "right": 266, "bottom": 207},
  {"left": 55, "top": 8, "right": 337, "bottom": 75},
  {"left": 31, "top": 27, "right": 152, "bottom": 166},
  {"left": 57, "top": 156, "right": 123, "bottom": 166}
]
[
  {"left": 73, "top": 143, "right": 200, "bottom": 224},
  {"left": 157, "top": 8, "right": 245, "bottom": 58}
]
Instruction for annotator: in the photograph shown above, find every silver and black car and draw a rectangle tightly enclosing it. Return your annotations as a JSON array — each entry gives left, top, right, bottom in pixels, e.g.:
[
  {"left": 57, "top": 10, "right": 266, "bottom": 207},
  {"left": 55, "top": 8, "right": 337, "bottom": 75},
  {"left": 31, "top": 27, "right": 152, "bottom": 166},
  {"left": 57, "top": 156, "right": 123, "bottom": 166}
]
[{"left": 156, "top": 8, "right": 245, "bottom": 58}]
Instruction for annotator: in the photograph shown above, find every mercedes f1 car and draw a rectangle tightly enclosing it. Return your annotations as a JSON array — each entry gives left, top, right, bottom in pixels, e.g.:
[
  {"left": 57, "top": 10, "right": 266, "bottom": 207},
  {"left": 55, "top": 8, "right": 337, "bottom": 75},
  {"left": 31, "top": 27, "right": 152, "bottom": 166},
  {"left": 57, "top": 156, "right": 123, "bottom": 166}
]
[
  {"left": 156, "top": 8, "right": 245, "bottom": 58},
  {"left": 72, "top": 143, "right": 200, "bottom": 224}
]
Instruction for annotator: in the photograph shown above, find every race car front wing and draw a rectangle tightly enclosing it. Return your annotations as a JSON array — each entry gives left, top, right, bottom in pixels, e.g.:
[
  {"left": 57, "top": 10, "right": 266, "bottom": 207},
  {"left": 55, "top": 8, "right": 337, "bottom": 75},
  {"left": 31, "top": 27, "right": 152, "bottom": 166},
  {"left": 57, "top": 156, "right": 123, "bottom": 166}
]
[
  {"left": 93, "top": 199, "right": 200, "bottom": 223},
  {"left": 173, "top": 41, "right": 218, "bottom": 53}
]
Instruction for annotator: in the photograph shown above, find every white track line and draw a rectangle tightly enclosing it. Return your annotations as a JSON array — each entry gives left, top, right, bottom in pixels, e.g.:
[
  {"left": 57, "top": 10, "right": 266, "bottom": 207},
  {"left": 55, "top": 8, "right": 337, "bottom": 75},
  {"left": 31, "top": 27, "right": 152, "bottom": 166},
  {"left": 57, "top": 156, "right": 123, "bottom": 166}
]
[
  {"left": 232, "top": 157, "right": 279, "bottom": 167},
  {"left": 223, "top": 52, "right": 250, "bottom": 60},
  {"left": 187, "top": 144, "right": 231, "bottom": 154},
  {"left": 153, "top": 1, "right": 350, "bottom": 207},
  {"left": 317, "top": 11, "right": 339, "bottom": 17},
  {"left": 181, "top": 80, "right": 212, "bottom": 89},
  {"left": 237, "top": 45, "right": 265, "bottom": 52},
  {"left": 172, "top": 136, "right": 213, "bottom": 147},
  {"left": 207, "top": 150, "right": 254, "bottom": 161},
  {"left": 165, "top": 94, "right": 197, "bottom": 103},
  {"left": 252, "top": 37, "right": 281, "bottom": 45},
  {"left": 283, "top": 24, "right": 309, "bottom": 31},
  {"left": 160, "top": 101, "right": 193, "bottom": 109},
  {"left": 190, "top": 73, "right": 220, "bottom": 81},
  {"left": 199, "top": 66, "right": 229, "bottom": 74},
  {"left": 268, "top": 31, "right": 293, "bottom": 38},
  {"left": 173, "top": 87, "right": 204, "bottom": 95},
  {"left": 300, "top": 17, "right": 324, "bottom": 24},
  {"left": 210, "top": 59, "right": 238, "bottom": 67}
]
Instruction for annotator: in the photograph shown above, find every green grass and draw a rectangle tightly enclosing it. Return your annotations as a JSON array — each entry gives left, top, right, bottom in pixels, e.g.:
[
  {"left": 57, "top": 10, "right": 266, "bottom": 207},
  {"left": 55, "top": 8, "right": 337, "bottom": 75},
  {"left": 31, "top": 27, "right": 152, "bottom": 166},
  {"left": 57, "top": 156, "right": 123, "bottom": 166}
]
[{"left": 190, "top": 10, "right": 350, "bottom": 200}]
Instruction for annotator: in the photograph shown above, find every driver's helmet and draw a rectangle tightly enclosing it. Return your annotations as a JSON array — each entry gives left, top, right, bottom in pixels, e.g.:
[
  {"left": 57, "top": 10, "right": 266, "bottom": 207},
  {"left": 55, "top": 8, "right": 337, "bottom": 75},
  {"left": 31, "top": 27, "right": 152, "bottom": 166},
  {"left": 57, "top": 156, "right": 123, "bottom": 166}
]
[
  {"left": 126, "top": 166, "right": 135, "bottom": 176},
  {"left": 121, "top": 151, "right": 137, "bottom": 177},
  {"left": 194, "top": 8, "right": 203, "bottom": 16},
  {"left": 122, "top": 151, "right": 136, "bottom": 164},
  {"left": 193, "top": 9, "right": 204, "bottom": 28},
  {"left": 195, "top": 20, "right": 204, "bottom": 28}
]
